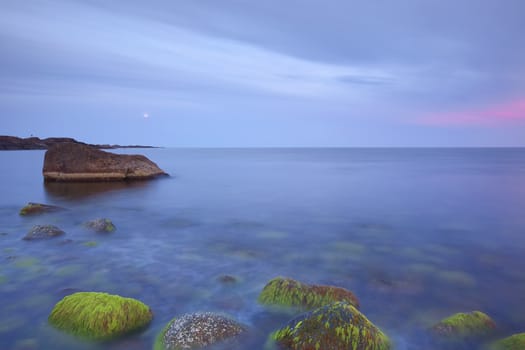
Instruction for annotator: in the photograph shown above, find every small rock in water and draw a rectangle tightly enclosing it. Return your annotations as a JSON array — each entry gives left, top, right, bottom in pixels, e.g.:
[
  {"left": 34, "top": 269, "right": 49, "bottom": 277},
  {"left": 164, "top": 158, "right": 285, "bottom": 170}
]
[
  {"left": 57, "top": 239, "right": 74, "bottom": 245},
  {"left": 154, "top": 312, "right": 246, "bottom": 350},
  {"left": 48, "top": 292, "right": 153, "bottom": 341},
  {"left": 490, "top": 333, "right": 525, "bottom": 350},
  {"left": 19, "top": 202, "right": 65, "bottom": 216},
  {"left": 218, "top": 275, "right": 238, "bottom": 284},
  {"left": 85, "top": 218, "right": 116, "bottom": 233},
  {"left": 431, "top": 311, "right": 496, "bottom": 340},
  {"left": 23, "top": 225, "right": 65, "bottom": 241},
  {"left": 258, "top": 276, "right": 360, "bottom": 310}
]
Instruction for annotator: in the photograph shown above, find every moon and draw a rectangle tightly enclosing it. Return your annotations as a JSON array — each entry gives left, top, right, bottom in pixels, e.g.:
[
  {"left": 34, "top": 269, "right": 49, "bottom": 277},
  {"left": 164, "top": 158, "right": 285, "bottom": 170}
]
[{"left": 143, "top": 113, "right": 149, "bottom": 119}]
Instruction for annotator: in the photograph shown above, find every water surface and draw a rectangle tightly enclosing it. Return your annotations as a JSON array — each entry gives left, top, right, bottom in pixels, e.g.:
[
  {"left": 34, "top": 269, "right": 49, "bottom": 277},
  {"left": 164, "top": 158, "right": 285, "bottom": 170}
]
[{"left": 1, "top": 148, "right": 525, "bottom": 349}]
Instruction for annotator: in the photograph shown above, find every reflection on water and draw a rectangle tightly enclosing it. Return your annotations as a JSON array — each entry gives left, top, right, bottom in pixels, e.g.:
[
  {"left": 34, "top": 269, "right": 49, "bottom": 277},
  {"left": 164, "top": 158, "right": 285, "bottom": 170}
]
[{"left": 44, "top": 180, "right": 152, "bottom": 201}]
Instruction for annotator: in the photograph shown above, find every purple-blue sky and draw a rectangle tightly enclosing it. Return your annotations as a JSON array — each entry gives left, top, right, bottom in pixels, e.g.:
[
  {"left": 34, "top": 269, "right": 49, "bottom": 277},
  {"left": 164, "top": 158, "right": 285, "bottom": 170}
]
[{"left": 1, "top": 0, "right": 524, "bottom": 147}]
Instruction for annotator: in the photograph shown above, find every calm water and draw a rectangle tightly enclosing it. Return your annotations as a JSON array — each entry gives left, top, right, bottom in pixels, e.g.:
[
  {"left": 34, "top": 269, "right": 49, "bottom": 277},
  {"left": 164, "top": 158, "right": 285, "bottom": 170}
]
[{"left": 1, "top": 148, "right": 525, "bottom": 350}]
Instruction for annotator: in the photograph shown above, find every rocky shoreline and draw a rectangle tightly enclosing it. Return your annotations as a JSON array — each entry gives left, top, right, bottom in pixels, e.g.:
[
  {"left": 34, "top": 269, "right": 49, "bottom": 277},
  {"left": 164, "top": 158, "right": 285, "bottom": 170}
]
[{"left": 0, "top": 135, "right": 156, "bottom": 150}]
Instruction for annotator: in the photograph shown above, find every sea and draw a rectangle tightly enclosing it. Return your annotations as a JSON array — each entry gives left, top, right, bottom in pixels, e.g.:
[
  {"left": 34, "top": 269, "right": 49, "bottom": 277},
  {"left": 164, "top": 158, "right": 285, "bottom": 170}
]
[{"left": 1, "top": 148, "right": 525, "bottom": 350}]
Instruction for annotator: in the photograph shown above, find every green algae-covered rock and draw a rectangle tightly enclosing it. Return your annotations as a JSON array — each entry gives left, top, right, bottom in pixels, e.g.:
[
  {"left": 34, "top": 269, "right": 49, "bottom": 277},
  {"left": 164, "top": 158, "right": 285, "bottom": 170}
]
[
  {"left": 85, "top": 218, "right": 116, "bottom": 233},
  {"left": 490, "top": 333, "right": 525, "bottom": 350},
  {"left": 154, "top": 312, "right": 246, "bottom": 350},
  {"left": 431, "top": 311, "right": 496, "bottom": 340},
  {"left": 271, "top": 301, "right": 390, "bottom": 350},
  {"left": 259, "top": 276, "right": 359, "bottom": 310},
  {"left": 23, "top": 225, "right": 65, "bottom": 240},
  {"left": 48, "top": 292, "right": 152, "bottom": 341},
  {"left": 19, "top": 202, "right": 64, "bottom": 216}
]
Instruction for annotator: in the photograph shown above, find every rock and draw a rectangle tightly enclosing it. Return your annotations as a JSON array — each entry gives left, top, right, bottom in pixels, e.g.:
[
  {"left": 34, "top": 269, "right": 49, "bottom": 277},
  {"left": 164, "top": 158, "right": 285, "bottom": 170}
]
[
  {"left": 490, "top": 333, "right": 525, "bottom": 350},
  {"left": 258, "top": 276, "right": 360, "bottom": 310},
  {"left": 19, "top": 202, "right": 64, "bottom": 216},
  {"left": 85, "top": 218, "right": 116, "bottom": 233},
  {"left": 271, "top": 301, "right": 390, "bottom": 350},
  {"left": 43, "top": 143, "right": 167, "bottom": 182},
  {"left": 218, "top": 275, "right": 238, "bottom": 284},
  {"left": 22, "top": 225, "right": 65, "bottom": 240},
  {"left": 154, "top": 312, "right": 246, "bottom": 350},
  {"left": 431, "top": 311, "right": 496, "bottom": 340},
  {"left": 48, "top": 292, "right": 152, "bottom": 341}
]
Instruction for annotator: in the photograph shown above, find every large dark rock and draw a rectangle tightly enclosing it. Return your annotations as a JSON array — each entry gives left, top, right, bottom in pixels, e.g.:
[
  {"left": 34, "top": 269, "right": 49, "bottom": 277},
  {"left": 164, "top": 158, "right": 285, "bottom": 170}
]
[{"left": 43, "top": 143, "right": 167, "bottom": 182}]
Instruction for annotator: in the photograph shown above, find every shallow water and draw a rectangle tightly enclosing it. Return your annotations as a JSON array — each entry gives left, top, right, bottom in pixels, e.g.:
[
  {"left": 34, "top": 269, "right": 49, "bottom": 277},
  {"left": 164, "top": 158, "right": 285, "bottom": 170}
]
[{"left": 1, "top": 148, "right": 525, "bottom": 350}]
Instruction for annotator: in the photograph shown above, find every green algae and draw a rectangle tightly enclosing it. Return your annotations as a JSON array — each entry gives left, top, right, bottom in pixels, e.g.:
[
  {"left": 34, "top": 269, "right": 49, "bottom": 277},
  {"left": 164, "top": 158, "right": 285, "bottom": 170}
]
[
  {"left": 153, "top": 317, "right": 176, "bottom": 350},
  {"left": 54, "top": 264, "right": 83, "bottom": 278},
  {"left": 21, "top": 294, "right": 54, "bottom": 309},
  {"left": 271, "top": 301, "right": 390, "bottom": 350},
  {"left": 437, "top": 270, "right": 476, "bottom": 288},
  {"left": 256, "top": 230, "right": 289, "bottom": 240},
  {"left": 13, "top": 338, "right": 38, "bottom": 350},
  {"left": 83, "top": 241, "right": 98, "bottom": 247},
  {"left": 13, "top": 257, "right": 40, "bottom": 269},
  {"left": 259, "top": 277, "right": 360, "bottom": 310},
  {"left": 331, "top": 241, "right": 366, "bottom": 255},
  {"left": 48, "top": 292, "right": 153, "bottom": 341},
  {"left": 490, "top": 333, "right": 525, "bottom": 350},
  {"left": 432, "top": 311, "right": 496, "bottom": 340}
]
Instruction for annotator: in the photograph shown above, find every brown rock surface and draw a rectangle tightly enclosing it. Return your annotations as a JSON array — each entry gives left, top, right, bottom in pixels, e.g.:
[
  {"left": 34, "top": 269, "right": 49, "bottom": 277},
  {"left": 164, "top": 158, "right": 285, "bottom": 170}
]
[{"left": 43, "top": 143, "right": 167, "bottom": 182}]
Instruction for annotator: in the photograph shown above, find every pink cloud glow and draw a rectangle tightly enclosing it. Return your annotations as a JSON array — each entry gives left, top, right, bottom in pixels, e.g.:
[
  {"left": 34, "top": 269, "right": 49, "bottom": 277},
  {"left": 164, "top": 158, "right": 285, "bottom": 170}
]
[{"left": 420, "top": 98, "right": 525, "bottom": 126}]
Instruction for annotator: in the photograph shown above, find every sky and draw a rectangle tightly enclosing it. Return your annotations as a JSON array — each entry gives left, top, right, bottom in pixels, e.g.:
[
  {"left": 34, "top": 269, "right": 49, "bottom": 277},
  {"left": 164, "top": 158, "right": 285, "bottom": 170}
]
[{"left": 1, "top": 0, "right": 524, "bottom": 147}]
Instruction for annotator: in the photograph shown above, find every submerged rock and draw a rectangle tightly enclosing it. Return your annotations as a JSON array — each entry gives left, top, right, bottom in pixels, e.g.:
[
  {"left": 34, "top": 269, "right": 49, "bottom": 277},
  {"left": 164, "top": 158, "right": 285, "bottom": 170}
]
[
  {"left": 19, "top": 202, "right": 64, "bottom": 216},
  {"left": 154, "top": 312, "right": 246, "bottom": 350},
  {"left": 23, "top": 225, "right": 65, "bottom": 240},
  {"left": 43, "top": 142, "right": 167, "bottom": 182},
  {"left": 271, "top": 301, "right": 390, "bottom": 350},
  {"left": 431, "top": 311, "right": 496, "bottom": 340},
  {"left": 217, "top": 275, "right": 238, "bottom": 284},
  {"left": 85, "top": 218, "right": 116, "bottom": 233},
  {"left": 48, "top": 292, "right": 152, "bottom": 341},
  {"left": 259, "top": 276, "right": 360, "bottom": 310},
  {"left": 490, "top": 333, "right": 525, "bottom": 350}
]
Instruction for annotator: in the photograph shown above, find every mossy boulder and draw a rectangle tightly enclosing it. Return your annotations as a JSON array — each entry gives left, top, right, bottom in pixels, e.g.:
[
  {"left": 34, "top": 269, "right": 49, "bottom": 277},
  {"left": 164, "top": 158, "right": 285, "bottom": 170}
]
[
  {"left": 48, "top": 292, "right": 152, "bottom": 341},
  {"left": 271, "top": 301, "right": 390, "bottom": 350},
  {"left": 259, "top": 277, "right": 359, "bottom": 310},
  {"left": 490, "top": 333, "right": 525, "bottom": 350},
  {"left": 85, "top": 218, "right": 116, "bottom": 233},
  {"left": 154, "top": 312, "right": 246, "bottom": 350},
  {"left": 19, "top": 202, "right": 64, "bottom": 216},
  {"left": 431, "top": 311, "right": 496, "bottom": 340},
  {"left": 23, "top": 225, "right": 65, "bottom": 240}
]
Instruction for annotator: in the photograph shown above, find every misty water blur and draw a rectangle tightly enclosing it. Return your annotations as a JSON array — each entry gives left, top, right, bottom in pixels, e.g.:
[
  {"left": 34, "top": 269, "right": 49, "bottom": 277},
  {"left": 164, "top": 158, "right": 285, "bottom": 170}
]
[{"left": 1, "top": 148, "right": 525, "bottom": 349}]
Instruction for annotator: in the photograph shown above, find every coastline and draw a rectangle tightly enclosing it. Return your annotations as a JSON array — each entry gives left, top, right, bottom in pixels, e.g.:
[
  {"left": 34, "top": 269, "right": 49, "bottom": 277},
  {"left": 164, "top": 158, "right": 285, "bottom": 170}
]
[{"left": 0, "top": 135, "right": 157, "bottom": 151}]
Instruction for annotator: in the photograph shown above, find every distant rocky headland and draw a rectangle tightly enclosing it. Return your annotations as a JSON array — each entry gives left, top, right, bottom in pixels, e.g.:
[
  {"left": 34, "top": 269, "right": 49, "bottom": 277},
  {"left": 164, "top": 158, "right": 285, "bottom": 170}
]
[{"left": 0, "top": 135, "right": 156, "bottom": 150}]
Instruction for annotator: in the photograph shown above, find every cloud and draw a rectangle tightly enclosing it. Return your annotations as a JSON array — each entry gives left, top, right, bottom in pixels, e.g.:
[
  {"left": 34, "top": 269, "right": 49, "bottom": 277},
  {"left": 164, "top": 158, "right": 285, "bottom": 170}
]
[
  {"left": 419, "top": 98, "right": 525, "bottom": 126},
  {"left": 0, "top": 0, "right": 395, "bottom": 103}
]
